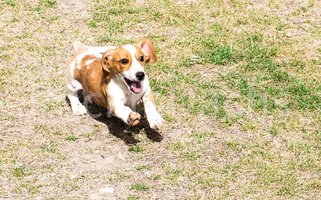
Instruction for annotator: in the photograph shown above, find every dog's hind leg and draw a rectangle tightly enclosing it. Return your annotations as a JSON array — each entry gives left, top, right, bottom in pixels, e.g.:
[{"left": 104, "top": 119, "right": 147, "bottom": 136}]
[{"left": 66, "top": 80, "right": 87, "bottom": 115}]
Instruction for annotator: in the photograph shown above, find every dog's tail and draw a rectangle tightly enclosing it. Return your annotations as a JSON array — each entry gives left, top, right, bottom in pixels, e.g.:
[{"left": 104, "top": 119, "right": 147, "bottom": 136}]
[{"left": 73, "top": 41, "right": 87, "bottom": 52}]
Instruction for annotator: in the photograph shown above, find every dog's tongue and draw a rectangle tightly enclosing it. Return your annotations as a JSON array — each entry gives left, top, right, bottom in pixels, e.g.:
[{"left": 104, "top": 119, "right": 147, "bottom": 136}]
[{"left": 130, "top": 81, "right": 142, "bottom": 93}]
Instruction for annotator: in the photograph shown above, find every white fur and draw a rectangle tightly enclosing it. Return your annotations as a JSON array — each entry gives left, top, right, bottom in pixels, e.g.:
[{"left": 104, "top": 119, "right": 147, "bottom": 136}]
[
  {"left": 142, "top": 88, "right": 164, "bottom": 130},
  {"left": 122, "top": 45, "right": 145, "bottom": 81},
  {"left": 85, "top": 58, "right": 98, "bottom": 66}
]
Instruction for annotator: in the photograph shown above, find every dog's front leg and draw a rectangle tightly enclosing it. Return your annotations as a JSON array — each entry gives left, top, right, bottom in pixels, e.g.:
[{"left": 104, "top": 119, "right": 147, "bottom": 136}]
[
  {"left": 109, "top": 101, "right": 141, "bottom": 126},
  {"left": 143, "top": 89, "right": 164, "bottom": 130}
]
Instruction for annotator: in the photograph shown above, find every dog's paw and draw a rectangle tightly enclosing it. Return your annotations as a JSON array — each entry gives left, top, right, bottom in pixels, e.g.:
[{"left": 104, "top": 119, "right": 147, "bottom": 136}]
[
  {"left": 148, "top": 113, "right": 164, "bottom": 130},
  {"left": 128, "top": 112, "right": 141, "bottom": 126},
  {"left": 72, "top": 104, "right": 87, "bottom": 115}
]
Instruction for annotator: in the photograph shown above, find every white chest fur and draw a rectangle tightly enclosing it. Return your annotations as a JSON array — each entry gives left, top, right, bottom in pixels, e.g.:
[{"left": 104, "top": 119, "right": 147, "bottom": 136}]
[{"left": 107, "top": 77, "right": 150, "bottom": 110}]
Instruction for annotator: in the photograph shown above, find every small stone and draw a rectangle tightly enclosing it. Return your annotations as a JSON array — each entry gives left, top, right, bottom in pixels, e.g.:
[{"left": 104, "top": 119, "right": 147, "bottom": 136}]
[
  {"left": 191, "top": 55, "right": 200, "bottom": 60},
  {"left": 99, "top": 187, "right": 114, "bottom": 194},
  {"left": 70, "top": 174, "right": 78, "bottom": 179}
]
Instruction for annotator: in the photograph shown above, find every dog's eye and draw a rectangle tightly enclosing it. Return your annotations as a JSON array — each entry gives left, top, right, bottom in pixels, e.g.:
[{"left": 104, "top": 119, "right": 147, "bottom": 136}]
[
  {"left": 120, "top": 58, "right": 129, "bottom": 64},
  {"left": 138, "top": 56, "right": 144, "bottom": 62}
]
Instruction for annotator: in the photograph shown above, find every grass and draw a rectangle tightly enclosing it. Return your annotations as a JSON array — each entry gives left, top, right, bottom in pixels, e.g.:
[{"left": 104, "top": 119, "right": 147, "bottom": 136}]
[
  {"left": 1, "top": 0, "right": 321, "bottom": 199},
  {"left": 130, "top": 183, "right": 150, "bottom": 191},
  {"left": 128, "top": 145, "right": 145, "bottom": 153}
]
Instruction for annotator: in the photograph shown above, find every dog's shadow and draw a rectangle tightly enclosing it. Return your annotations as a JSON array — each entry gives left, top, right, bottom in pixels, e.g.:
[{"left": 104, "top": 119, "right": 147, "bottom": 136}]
[{"left": 66, "top": 91, "right": 163, "bottom": 145}]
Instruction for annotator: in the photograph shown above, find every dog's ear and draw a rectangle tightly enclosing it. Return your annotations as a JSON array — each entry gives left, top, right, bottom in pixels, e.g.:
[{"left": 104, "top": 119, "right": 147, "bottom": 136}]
[
  {"left": 102, "top": 50, "right": 115, "bottom": 73},
  {"left": 135, "top": 38, "right": 157, "bottom": 63}
]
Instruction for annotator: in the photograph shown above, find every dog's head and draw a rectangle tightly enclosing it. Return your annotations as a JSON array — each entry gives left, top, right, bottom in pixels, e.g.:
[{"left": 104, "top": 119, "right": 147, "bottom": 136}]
[{"left": 102, "top": 38, "right": 157, "bottom": 94}]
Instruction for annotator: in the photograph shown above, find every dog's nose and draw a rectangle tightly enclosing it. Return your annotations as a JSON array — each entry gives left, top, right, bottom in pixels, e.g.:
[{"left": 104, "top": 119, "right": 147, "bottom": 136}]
[{"left": 136, "top": 72, "right": 145, "bottom": 81}]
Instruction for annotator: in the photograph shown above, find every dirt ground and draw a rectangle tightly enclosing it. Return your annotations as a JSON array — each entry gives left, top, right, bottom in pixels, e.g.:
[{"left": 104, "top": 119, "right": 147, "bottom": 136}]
[
  {"left": 0, "top": 0, "right": 217, "bottom": 199},
  {"left": 1, "top": 0, "right": 321, "bottom": 199}
]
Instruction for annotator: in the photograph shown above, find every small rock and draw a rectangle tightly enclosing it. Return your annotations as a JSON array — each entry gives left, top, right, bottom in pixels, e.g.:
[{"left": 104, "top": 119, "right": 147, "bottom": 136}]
[
  {"left": 70, "top": 174, "right": 78, "bottom": 179},
  {"left": 99, "top": 187, "right": 114, "bottom": 194},
  {"left": 191, "top": 55, "right": 200, "bottom": 60}
]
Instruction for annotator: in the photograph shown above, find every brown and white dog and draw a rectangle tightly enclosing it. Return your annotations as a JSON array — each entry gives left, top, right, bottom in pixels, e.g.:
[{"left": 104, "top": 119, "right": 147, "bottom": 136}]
[{"left": 66, "top": 38, "right": 164, "bottom": 130}]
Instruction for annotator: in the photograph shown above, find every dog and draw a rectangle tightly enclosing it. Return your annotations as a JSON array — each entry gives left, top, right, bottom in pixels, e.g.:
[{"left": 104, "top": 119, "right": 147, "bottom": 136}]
[{"left": 66, "top": 38, "right": 164, "bottom": 130}]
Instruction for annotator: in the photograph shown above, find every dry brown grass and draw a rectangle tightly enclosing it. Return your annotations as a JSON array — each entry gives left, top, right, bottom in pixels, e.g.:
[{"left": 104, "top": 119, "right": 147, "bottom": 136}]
[{"left": 1, "top": 0, "right": 321, "bottom": 199}]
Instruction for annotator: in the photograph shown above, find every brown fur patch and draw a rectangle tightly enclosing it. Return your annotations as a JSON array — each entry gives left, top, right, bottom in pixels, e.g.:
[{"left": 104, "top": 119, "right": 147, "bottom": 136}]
[{"left": 73, "top": 54, "right": 110, "bottom": 107}]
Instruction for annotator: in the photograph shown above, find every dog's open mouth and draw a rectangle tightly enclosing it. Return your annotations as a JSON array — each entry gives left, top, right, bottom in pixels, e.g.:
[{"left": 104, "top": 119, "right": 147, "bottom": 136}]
[{"left": 124, "top": 78, "right": 142, "bottom": 94}]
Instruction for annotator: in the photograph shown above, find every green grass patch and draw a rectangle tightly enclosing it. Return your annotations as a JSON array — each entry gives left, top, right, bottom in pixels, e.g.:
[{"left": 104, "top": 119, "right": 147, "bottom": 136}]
[
  {"left": 130, "top": 183, "right": 150, "bottom": 191},
  {"left": 39, "top": 0, "right": 57, "bottom": 8},
  {"left": 128, "top": 145, "right": 145, "bottom": 153},
  {"left": 66, "top": 135, "right": 78, "bottom": 141},
  {"left": 13, "top": 167, "right": 26, "bottom": 178}
]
